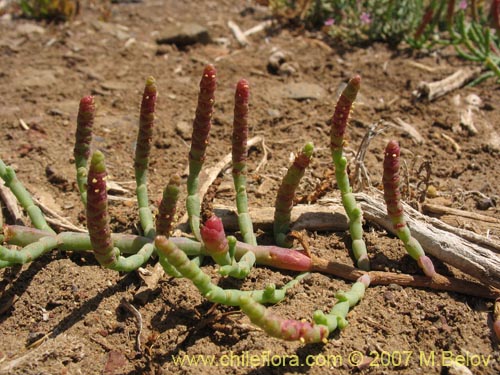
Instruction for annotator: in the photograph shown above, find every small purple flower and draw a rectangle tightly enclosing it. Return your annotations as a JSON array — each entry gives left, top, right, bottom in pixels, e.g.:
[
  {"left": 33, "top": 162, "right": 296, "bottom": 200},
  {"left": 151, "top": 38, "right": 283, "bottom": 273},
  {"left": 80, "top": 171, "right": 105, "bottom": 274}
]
[
  {"left": 324, "top": 18, "right": 335, "bottom": 26},
  {"left": 360, "top": 12, "right": 372, "bottom": 25},
  {"left": 459, "top": 0, "right": 467, "bottom": 10}
]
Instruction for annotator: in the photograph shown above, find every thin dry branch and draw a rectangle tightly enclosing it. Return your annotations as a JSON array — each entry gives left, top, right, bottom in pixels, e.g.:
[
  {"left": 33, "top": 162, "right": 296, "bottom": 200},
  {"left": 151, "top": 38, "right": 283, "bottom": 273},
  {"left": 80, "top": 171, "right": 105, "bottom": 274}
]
[
  {"left": 0, "top": 182, "right": 24, "bottom": 225},
  {"left": 228, "top": 20, "right": 249, "bottom": 47},
  {"left": 414, "top": 67, "right": 481, "bottom": 101},
  {"left": 311, "top": 256, "right": 499, "bottom": 300}
]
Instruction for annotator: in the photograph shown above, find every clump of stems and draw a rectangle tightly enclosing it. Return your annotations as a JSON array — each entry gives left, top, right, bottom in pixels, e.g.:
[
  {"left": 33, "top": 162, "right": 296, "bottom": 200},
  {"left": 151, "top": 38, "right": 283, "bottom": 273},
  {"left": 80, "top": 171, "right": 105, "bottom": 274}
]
[
  {"left": 155, "top": 235, "right": 304, "bottom": 306},
  {"left": 201, "top": 215, "right": 256, "bottom": 278},
  {"left": 382, "top": 140, "right": 435, "bottom": 277},
  {"left": 330, "top": 75, "right": 369, "bottom": 271}
]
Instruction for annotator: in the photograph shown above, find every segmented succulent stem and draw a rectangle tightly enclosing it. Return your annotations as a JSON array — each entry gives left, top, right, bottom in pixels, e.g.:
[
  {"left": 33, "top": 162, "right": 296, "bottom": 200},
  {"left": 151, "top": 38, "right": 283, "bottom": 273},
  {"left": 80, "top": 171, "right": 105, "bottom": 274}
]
[
  {"left": 330, "top": 76, "right": 369, "bottom": 271},
  {"left": 187, "top": 65, "right": 217, "bottom": 241},
  {"left": 156, "top": 174, "right": 181, "bottom": 237},
  {"left": 313, "top": 274, "right": 370, "bottom": 332},
  {"left": 155, "top": 235, "right": 305, "bottom": 306},
  {"left": 232, "top": 78, "right": 257, "bottom": 246},
  {"left": 0, "top": 236, "right": 59, "bottom": 264},
  {"left": 200, "top": 215, "right": 232, "bottom": 266},
  {"left": 0, "top": 159, "right": 54, "bottom": 234},
  {"left": 135, "top": 76, "right": 158, "bottom": 239},
  {"left": 219, "top": 235, "right": 256, "bottom": 279},
  {"left": 239, "top": 295, "right": 329, "bottom": 343},
  {"left": 383, "top": 140, "right": 435, "bottom": 277},
  {"left": 3, "top": 224, "right": 313, "bottom": 273},
  {"left": 240, "top": 275, "right": 369, "bottom": 343},
  {"left": 274, "top": 142, "right": 314, "bottom": 248},
  {"left": 87, "top": 151, "right": 154, "bottom": 271},
  {"left": 74, "top": 95, "right": 95, "bottom": 206},
  {"left": 87, "top": 151, "right": 118, "bottom": 267}
]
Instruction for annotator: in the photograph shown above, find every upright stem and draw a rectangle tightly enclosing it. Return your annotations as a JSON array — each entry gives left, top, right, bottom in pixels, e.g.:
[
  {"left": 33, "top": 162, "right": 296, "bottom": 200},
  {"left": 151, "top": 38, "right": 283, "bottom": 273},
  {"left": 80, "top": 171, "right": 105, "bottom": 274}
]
[
  {"left": 87, "top": 151, "right": 119, "bottom": 268},
  {"left": 74, "top": 95, "right": 95, "bottom": 206},
  {"left": 330, "top": 76, "right": 369, "bottom": 271},
  {"left": 232, "top": 78, "right": 257, "bottom": 246},
  {"left": 187, "top": 65, "right": 217, "bottom": 241},
  {"left": 156, "top": 174, "right": 181, "bottom": 237},
  {"left": 273, "top": 142, "right": 314, "bottom": 248},
  {"left": 134, "top": 77, "right": 158, "bottom": 239},
  {"left": 382, "top": 140, "right": 435, "bottom": 277},
  {"left": 87, "top": 151, "right": 153, "bottom": 271}
]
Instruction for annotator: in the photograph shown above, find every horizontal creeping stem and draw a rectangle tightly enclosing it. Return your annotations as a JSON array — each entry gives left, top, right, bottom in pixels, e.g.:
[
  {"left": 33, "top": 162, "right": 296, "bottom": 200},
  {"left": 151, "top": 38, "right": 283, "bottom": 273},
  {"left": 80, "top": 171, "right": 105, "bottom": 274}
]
[
  {"left": 3, "top": 225, "right": 499, "bottom": 300},
  {"left": 2, "top": 225, "right": 312, "bottom": 272},
  {"left": 0, "top": 236, "right": 59, "bottom": 264},
  {"left": 154, "top": 235, "right": 307, "bottom": 306},
  {"left": 382, "top": 140, "right": 435, "bottom": 277},
  {"left": 239, "top": 274, "right": 370, "bottom": 343}
]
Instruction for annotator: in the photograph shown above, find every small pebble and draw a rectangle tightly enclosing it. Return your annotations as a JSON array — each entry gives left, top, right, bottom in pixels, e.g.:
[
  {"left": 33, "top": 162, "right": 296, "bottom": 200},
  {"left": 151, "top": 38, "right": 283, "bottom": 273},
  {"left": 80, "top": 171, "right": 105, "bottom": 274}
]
[{"left": 476, "top": 198, "right": 494, "bottom": 210}]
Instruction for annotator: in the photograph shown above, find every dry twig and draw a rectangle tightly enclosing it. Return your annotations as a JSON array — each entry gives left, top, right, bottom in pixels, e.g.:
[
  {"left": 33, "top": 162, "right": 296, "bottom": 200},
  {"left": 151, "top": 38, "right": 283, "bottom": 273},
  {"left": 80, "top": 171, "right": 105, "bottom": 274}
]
[
  {"left": 414, "top": 67, "right": 481, "bottom": 101},
  {"left": 120, "top": 298, "right": 143, "bottom": 352}
]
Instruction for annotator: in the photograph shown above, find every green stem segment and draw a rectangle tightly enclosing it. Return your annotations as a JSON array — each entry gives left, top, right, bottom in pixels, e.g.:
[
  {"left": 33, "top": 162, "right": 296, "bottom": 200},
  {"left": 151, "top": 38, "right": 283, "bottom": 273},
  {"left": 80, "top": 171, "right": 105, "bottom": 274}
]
[
  {"left": 87, "top": 151, "right": 153, "bottom": 271},
  {"left": 135, "top": 76, "right": 158, "bottom": 239},
  {"left": 273, "top": 142, "right": 314, "bottom": 248},
  {"left": 240, "top": 274, "right": 370, "bottom": 343},
  {"left": 2, "top": 225, "right": 314, "bottom": 272},
  {"left": 0, "top": 159, "right": 54, "bottom": 234},
  {"left": 74, "top": 95, "right": 95, "bottom": 206},
  {"left": 187, "top": 65, "right": 217, "bottom": 241},
  {"left": 219, "top": 236, "right": 256, "bottom": 279},
  {"left": 0, "top": 236, "right": 59, "bottom": 264},
  {"left": 232, "top": 79, "right": 257, "bottom": 246},
  {"left": 156, "top": 174, "right": 181, "bottom": 237},
  {"left": 155, "top": 235, "right": 305, "bottom": 306},
  {"left": 330, "top": 75, "right": 369, "bottom": 271},
  {"left": 382, "top": 140, "right": 435, "bottom": 277}
]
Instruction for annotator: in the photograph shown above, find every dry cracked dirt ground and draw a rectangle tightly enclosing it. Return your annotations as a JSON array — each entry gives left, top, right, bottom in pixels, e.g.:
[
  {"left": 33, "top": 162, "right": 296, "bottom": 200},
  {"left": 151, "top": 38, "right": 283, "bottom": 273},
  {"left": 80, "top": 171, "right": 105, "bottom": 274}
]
[{"left": 0, "top": 1, "right": 499, "bottom": 374}]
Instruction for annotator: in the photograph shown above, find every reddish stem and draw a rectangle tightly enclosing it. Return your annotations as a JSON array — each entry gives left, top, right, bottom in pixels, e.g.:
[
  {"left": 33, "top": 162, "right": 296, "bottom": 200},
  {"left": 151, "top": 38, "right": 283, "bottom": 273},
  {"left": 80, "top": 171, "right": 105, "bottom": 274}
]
[
  {"left": 232, "top": 79, "right": 250, "bottom": 168},
  {"left": 74, "top": 96, "right": 95, "bottom": 162},
  {"left": 330, "top": 76, "right": 360, "bottom": 150},
  {"left": 190, "top": 65, "right": 217, "bottom": 164}
]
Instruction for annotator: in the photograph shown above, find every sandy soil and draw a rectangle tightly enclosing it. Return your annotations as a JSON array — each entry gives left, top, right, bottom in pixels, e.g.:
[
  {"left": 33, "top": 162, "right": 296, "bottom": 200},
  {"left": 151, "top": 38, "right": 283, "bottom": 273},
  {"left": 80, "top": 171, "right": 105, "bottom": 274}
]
[{"left": 0, "top": 1, "right": 499, "bottom": 374}]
